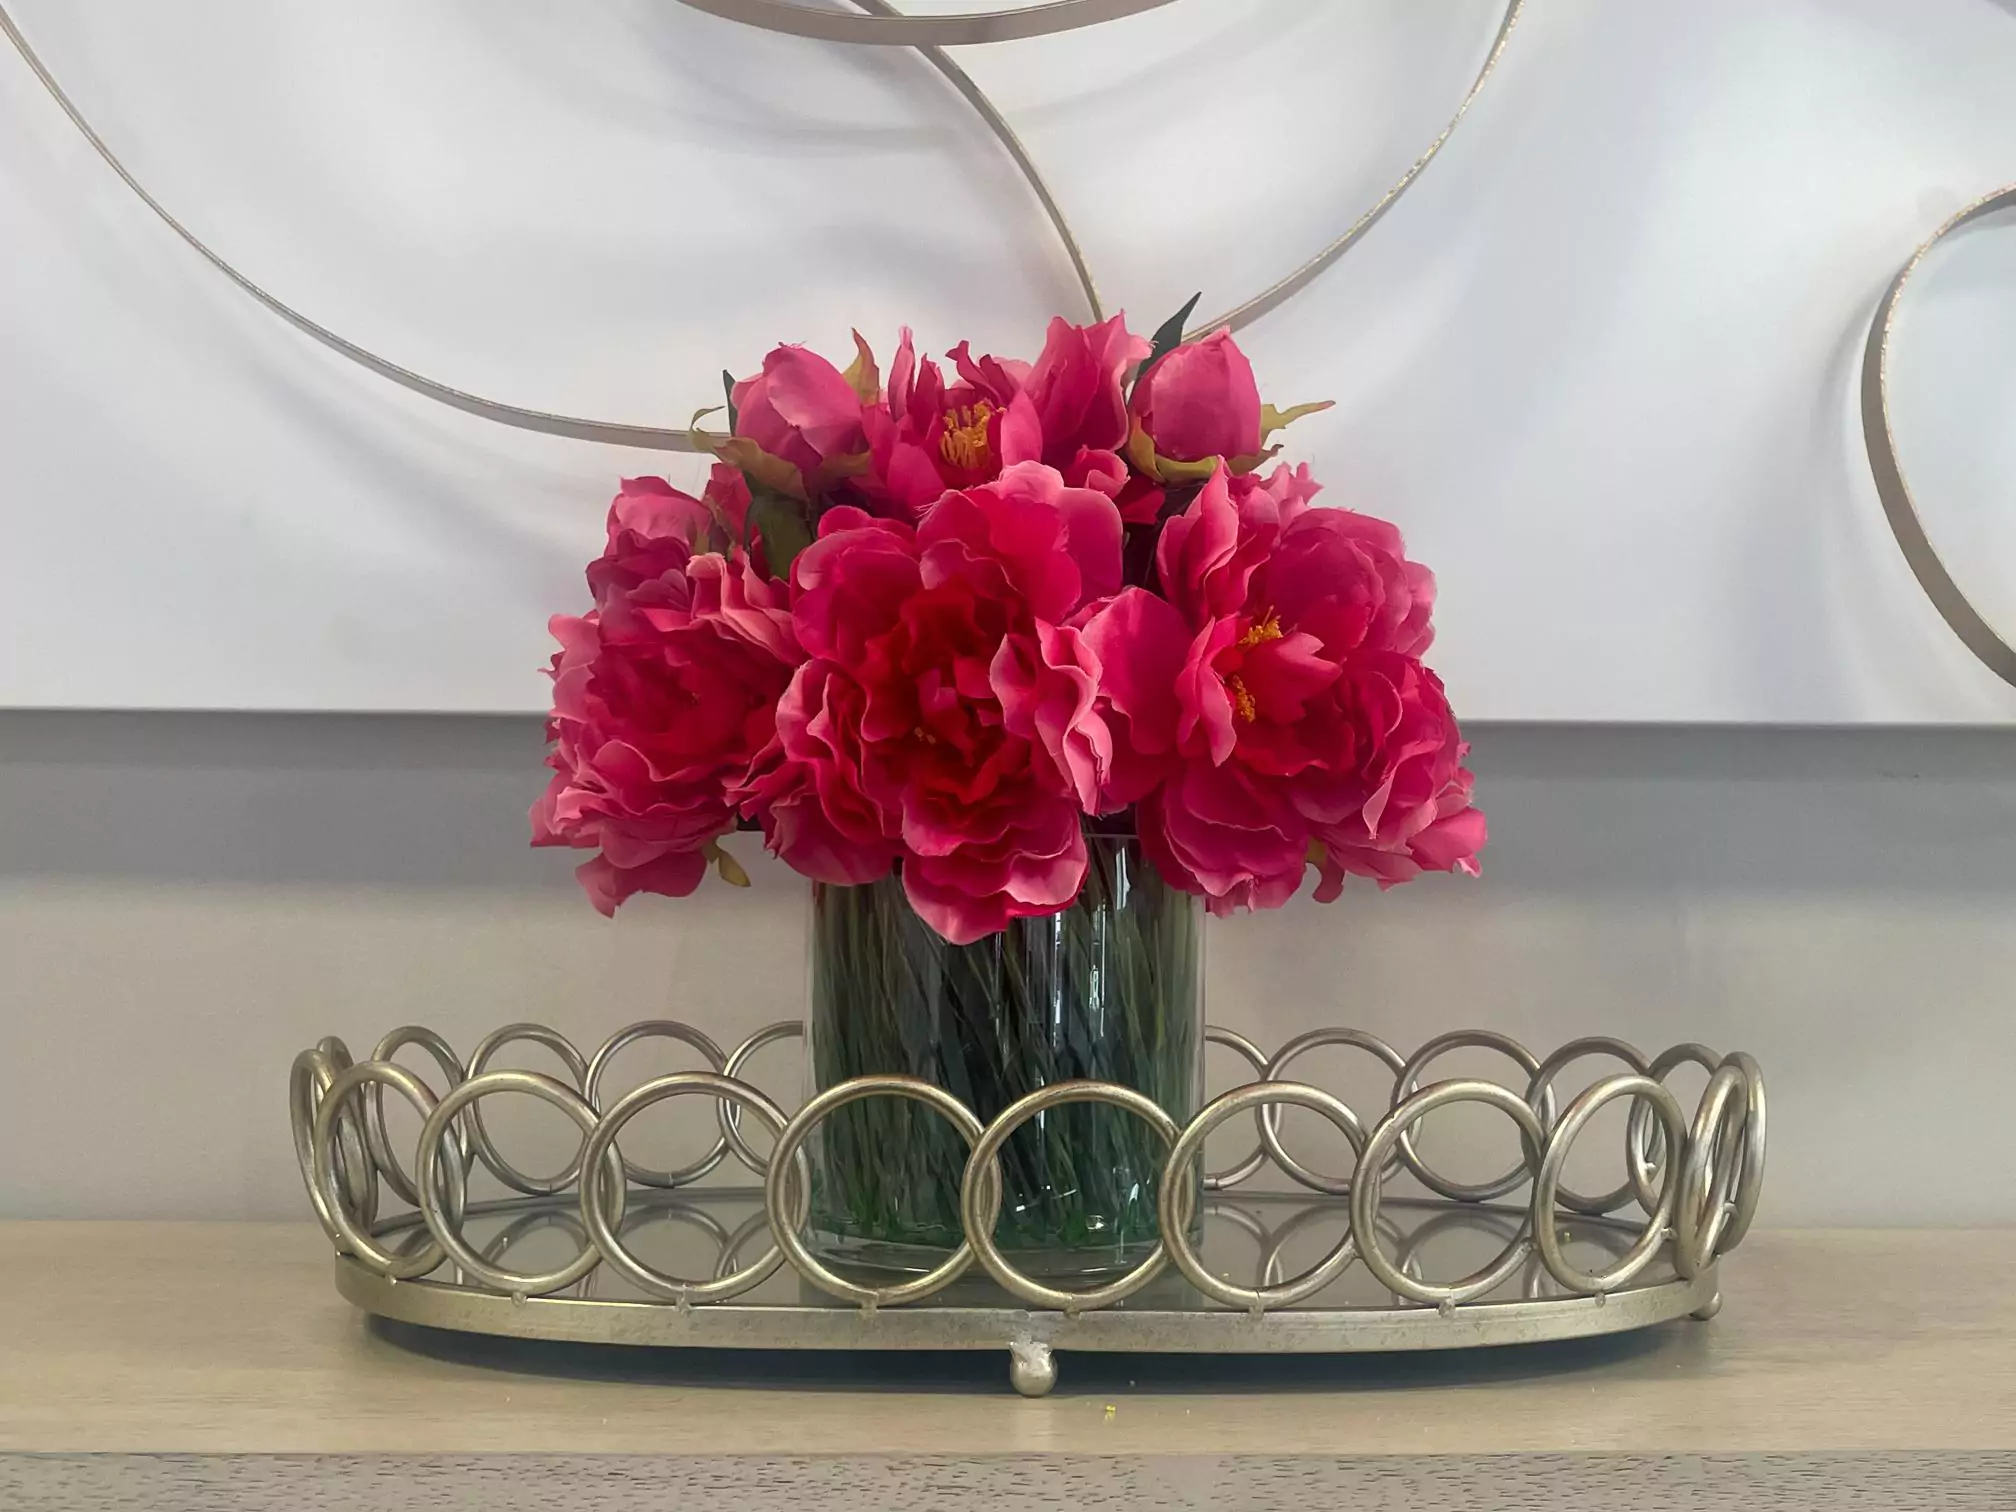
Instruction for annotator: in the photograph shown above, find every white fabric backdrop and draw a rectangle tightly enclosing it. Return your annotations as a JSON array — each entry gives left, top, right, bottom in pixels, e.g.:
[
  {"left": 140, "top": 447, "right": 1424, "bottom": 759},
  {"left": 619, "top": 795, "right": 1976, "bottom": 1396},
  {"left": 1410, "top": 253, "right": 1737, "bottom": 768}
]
[{"left": 4, "top": 0, "right": 2015, "bottom": 719}]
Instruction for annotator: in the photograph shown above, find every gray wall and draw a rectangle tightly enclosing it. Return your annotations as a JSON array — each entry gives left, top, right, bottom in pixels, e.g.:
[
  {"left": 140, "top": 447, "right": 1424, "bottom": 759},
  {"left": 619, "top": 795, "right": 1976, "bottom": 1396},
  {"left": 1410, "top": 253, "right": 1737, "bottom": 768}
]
[{"left": 2, "top": 712, "right": 2012, "bottom": 1224}]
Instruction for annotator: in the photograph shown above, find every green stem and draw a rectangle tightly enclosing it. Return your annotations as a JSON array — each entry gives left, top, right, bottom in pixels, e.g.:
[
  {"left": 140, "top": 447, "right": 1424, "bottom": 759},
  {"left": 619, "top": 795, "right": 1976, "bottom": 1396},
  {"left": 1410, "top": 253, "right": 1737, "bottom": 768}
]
[{"left": 805, "top": 831, "right": 1202, "bottom": 1267}]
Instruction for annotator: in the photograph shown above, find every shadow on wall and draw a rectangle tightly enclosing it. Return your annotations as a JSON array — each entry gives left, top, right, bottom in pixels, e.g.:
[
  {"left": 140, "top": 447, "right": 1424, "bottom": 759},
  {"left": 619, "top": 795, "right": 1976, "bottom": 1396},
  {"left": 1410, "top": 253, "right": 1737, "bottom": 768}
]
[{"left": 1, "top": 711, "right": 2014, "bottom": 898}]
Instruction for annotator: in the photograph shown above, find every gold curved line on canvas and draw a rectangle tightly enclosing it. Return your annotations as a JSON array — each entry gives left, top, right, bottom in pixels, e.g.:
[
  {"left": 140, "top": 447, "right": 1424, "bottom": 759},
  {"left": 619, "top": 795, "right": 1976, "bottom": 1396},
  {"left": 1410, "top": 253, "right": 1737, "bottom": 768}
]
[
  {"left": 850, "top": 0, "right": 1104, "bottom": 323},
  {"left": 1193, "top": 0, "right": 1525, "bottom": 338},
  {"left": 675, "top": 0, "right": 1180, "bottom": 47},
  {"left": 0, "top": 0, "right": 1517, "bottom": 448},
  {"left": 1861, "top": 185, "right": 2016, "bottom": 689},
  {"left": 0, "top": 0, "right": 1102, "bottom": 453}
]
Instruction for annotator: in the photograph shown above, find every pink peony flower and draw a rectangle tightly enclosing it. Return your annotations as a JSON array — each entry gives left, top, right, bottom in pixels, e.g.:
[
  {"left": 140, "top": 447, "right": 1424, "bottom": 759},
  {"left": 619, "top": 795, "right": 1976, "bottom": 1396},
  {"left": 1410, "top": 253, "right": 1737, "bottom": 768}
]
[
  {"left": 1090, "top": 467, "right": 1482, "bottom": 913},
  {"left": 1129, "top": 329, "right": 1263, "bottom": 464},
  {"left": 730, "top": 344, "right": 868, "bottom": 485},
  {"left": 1023, "top": 313, "right": 1150, "bottom": 466},
  {"left": 534, "top": 482, "right": 801, "bottom": 915},
  {"left": 740, "top": 466, "right": 1126, "bottom": 943},
  {"left": 861, "top": 328, "right": 1042, "bottom": 518}
]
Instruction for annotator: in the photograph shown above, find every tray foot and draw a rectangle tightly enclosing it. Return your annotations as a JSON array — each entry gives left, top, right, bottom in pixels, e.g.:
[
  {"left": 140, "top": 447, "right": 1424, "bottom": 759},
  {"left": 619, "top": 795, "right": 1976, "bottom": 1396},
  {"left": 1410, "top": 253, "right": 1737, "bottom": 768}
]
[{"left": 1008, "top": 1340, "right": 1056, "bottom": 1398}]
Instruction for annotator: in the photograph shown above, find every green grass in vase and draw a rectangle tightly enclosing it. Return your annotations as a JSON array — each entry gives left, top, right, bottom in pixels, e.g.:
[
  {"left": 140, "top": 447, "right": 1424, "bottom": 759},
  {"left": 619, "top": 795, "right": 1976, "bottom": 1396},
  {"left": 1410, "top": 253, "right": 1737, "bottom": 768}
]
[{"left": 807, "top": 832, "right": 1201, "bottom": 1263}]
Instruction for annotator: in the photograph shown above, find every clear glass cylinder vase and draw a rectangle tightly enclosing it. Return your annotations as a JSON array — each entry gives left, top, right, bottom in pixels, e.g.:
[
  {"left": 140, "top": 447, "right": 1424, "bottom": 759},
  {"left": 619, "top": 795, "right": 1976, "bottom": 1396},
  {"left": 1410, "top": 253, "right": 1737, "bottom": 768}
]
[{"left": 805, "top": 831, "right": 1204, "bottom": 1278}]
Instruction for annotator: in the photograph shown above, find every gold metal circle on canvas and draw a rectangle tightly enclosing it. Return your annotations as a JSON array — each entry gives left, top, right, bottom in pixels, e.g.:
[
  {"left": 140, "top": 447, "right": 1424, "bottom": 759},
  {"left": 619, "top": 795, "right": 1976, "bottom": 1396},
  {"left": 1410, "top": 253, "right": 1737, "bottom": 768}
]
[
  {"left": 1862, "top": 185, "right": 2016, "bottom": 690},
  {"left": 0, "top": 1, "right": 1522, "bottom": 450},
  {"left": 675, "top": 0, "right": 1180, "bottom": 46}
]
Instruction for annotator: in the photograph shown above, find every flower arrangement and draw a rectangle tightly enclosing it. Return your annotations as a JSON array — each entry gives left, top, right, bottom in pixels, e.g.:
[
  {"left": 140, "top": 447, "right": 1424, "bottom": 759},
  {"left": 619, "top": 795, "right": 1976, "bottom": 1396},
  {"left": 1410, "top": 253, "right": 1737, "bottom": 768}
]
[{"left": 533, "top": 303, "right": 1485, "bottom": 944}]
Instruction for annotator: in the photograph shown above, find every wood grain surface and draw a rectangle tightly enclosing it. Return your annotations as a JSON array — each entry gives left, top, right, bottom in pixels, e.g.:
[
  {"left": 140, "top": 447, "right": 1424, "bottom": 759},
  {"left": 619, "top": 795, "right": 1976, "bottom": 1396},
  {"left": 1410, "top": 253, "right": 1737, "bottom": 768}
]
[
  {"left": 0, "top": 1224, "right": 2010, "bottom": 1464},
  {"left": 5, "top": 1452, "right": 2015, "bottom": 1512}
]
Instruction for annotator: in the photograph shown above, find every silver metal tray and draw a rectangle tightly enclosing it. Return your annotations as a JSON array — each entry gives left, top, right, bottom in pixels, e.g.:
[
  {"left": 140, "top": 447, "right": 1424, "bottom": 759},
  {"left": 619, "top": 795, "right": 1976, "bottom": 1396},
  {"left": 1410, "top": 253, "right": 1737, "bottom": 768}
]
[{"left": 292, "top": 1022, "right": 1763, "bottom": 1395}]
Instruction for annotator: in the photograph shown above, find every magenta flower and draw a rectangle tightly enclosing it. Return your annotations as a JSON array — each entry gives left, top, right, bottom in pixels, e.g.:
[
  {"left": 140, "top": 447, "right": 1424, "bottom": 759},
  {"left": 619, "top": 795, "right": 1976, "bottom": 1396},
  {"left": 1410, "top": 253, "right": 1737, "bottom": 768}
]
[
  {"left": 1086, "top": 466, "right": 1482, "bottom": 914},
  {"left": 542, "top": 317, "right": 1482, "bottom": 940},
  {"left": 743, "top": 464, "right": 1125, "bottom": 943},
  {"left": 533, "top": 479, "right": 801, "bottom": 914},
  {"left": 861, "top": 328, "right": 1043, "bottom": 518},
  {"left": 1129, "top": 329, "right": 1263, "bottom": 464},
  {"left": 730, "top": 344, "right": 868, "bottom": 486}
]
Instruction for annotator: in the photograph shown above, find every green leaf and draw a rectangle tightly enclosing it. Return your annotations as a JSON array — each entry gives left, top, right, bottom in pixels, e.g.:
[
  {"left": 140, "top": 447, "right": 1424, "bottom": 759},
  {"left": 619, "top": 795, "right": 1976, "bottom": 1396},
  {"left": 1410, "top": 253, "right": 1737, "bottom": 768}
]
[
  {"left": 840, "top": 330, "right": 882, "bottom": 405},
  {"left": 688, "top": 404, "right": 724, "bottom": 456},
  {"left": 747, "top": 489, "right": 814, "bottom": 580},
  {"left": 722, "top": 370, "right": 739, "bottom": 433},
  {"left": 716, "top": 437, "right": 808, "bottom": 502},
  {"left": 1135, "top": 291, "right": 1201, "bottom": 387},
  {"left": 705, "top": 838, "right": 751, "bottom": 888},
  {"left": 1124, "top": 417, "right": 1221, "bottom": 486},
  {"left": 1260, "top": 399, "right": 1333, "bottom": 441}
]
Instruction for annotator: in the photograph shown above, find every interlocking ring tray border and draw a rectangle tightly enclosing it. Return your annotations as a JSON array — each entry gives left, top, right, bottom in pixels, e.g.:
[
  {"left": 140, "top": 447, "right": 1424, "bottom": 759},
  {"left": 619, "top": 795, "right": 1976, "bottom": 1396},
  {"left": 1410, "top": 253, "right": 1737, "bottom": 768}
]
[{"left": 291, "top": 1021, "right": 1766, "bottom": 1396}]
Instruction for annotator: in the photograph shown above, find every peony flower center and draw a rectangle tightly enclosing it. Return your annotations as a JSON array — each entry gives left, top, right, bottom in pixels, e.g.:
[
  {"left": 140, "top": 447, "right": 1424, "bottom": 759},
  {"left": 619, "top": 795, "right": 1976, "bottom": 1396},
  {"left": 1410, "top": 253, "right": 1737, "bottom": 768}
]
[
  {"left": 1239, "top": 611, "right": 1284, "bottom": 649},
  {"left": 938, "top": 401, "right": 995, "bottom": 472},
  {"left": 1224, "top": 611, "right": 1284, "bottom": 723}
]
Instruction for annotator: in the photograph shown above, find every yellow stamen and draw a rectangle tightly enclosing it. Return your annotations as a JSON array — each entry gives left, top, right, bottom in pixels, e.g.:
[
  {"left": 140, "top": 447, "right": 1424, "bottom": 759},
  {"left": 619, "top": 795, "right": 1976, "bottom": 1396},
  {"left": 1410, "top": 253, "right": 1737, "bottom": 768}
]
[
  {"left": 1239, "top": 611, "right": 1284, "bottom": 649},
  {"left": 938, "top": 401, "right": 995, "bottom": 471},
  {"left": 1227, "top": 675, "right": 1257, "bottom": 723},
  {"left": 1225, "top": 612, "right": 1280, "bottom": 723}
]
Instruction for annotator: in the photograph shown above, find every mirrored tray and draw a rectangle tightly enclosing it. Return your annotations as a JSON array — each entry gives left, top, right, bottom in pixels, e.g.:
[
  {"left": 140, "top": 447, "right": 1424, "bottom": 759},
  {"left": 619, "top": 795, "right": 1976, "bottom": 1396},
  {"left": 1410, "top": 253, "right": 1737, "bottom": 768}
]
[{"left": 293, "top": 1022, "right": 1764, "bottom": 1395}]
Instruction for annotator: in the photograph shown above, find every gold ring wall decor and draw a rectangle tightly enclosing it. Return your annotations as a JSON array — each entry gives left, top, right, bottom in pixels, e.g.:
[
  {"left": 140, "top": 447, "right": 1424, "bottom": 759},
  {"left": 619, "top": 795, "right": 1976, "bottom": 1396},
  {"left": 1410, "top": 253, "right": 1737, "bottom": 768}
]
[
  {"left": 1860, "top": 184, "right": 2016, "bottom": 689},
  {"left": 0, "top": 1, "right": 1520, "bottom": 449}
]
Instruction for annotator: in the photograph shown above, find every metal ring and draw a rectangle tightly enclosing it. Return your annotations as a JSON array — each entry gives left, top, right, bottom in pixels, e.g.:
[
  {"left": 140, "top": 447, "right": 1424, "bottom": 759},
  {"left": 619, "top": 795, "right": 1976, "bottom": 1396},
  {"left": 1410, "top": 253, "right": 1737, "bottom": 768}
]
[
  {"left": 290, "top": 1041, "right": 376, "bottom": 1238},
  {"left": 715, "top": 1207, "right": 778, "bottom": 1283},
  {"left": 1201, "top": 1025, "right": 1270, "bottom": 1191},
  {"left": 1532, "top": 1075, "right": 1686, "bottom": 1296},
  {"left": 463, "top": 1023, "right": 592, "bottom": 1195},
  {"left": 1628, "top": 1042, "right": 1720, "bottom": 1212},
  {"left": 1259, "top": 1028, "right": 1407, "bottom": 1195},
  {"left": 577, "top": 1200, "right": 737, "bottom": 1302},
  {"left": 1524, "top": 1036, "right": 1650, "bottom": 1216},
  {"left": 674, "top": 0, "right": 1180, "bottom": 47},
  {"left": 1353, "top": 1081, "right": 1545, "bottom": 1306},
  {"left": 315, "top": 1062, "right": 464, "bottom": 1280},
  {"left": 1393, "top": 1031, "right": 1553, "bottom": 1202},
  {"left": 417, "top": 1070, "right": 622, "bottom": 1297},
  {"left": 767, "top": 1075, "right": 986, "bottom": 1308},
  {"left": 1261, "top": 1199, "right": 1407, "bottom": 1300},
  {"left": 582, "top": 1021, "right": 729, "bottom": 1189},
  {"left": 719, "top": 1021, "right": 805, "bottom": 1176},
  {"left": 1862, "top": 183, "right": 2016, "bottom": 689},
  {"left": 1207, "top": 1201, "right": 1277, "bottom": 1284},
  {"left": 1393, "top": 1203, "right": 1525, "bottom": 1302},
  {"left": 959, "top": 1081, "right": 1180, "bottom": 1313},
  {"left": 581, "top": 1073, "right": 791, "bottom": 1303},
  {"left": 1717, "top": 1052, "right": 1768, "bottom": 1254},
  {"left": 1162, "top": 1083, "right": 1366, "bottom": 1312},
  {"left": 1674, "top": 1063, "right": 1750, "bottom": 1280},
  {"left": 481, "top": 1206, "right": 590, "bottom": 1271},
  {"left": 364, "top": 1026, "right": 469, "bottom": 1207}
]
